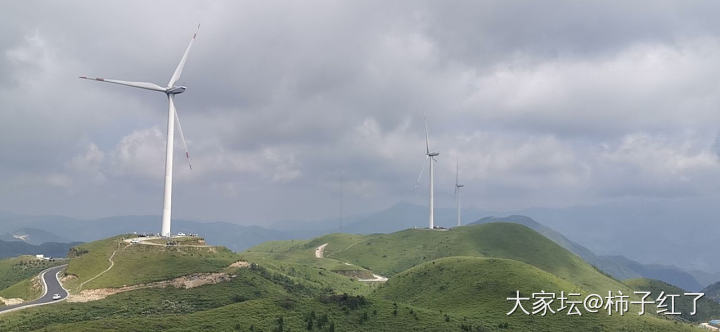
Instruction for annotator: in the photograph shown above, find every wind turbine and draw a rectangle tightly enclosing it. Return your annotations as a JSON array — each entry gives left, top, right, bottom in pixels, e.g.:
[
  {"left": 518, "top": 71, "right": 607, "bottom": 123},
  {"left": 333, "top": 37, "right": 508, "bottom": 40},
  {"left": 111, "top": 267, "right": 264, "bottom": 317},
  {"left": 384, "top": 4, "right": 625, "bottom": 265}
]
[
  {"left": 80, "top": 25, "right": 199, "bottom": 237},
  {"left": 424, "top": 119, "right": 439, "bottom": 229},
  {"left": 455, "top": 159, "right": 464, "bottom": 226}
]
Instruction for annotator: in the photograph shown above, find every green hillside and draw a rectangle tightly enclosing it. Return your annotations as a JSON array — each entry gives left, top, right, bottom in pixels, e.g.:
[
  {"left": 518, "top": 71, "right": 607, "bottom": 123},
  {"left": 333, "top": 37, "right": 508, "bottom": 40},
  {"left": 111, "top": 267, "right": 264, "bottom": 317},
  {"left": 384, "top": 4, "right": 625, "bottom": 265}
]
[
  {"left": 626, "top": 278, "right": 720, "bottom": 322},
  {"left": 0, "top": 256, "right": 64, "bottom": 302},
  {"left": 0, "top": 225, "right": 709, "bottom": 331},
  {"left": 265, "top": 223, "right": 630, "bottom": 294},
  {"left": 375, "top": 256, "right": 695, "bottom": 331},
  {"left": 63, "top": 235, "right": 238, "bottom": 290}
]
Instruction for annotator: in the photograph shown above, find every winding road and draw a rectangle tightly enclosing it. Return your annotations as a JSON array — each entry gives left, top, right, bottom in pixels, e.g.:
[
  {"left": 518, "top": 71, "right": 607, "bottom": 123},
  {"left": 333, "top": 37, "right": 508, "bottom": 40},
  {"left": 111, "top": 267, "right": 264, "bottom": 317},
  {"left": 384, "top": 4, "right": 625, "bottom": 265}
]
[{"left": 0, "top": 265, "right": 68, "bottom": 315}]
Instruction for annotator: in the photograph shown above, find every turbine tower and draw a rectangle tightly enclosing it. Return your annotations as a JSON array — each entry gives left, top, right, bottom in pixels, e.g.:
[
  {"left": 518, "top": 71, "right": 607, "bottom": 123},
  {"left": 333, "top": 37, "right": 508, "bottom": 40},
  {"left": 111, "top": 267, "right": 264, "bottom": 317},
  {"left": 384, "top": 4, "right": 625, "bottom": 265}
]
[
  {"left": 424, "top": 119, "right": 439, "bottom": 229},
  {"left": 80, "top": 25, "right": 199, "bottom": 237},
  {"left": 455, "top": 159, "right": 464, "bottom": 226}
]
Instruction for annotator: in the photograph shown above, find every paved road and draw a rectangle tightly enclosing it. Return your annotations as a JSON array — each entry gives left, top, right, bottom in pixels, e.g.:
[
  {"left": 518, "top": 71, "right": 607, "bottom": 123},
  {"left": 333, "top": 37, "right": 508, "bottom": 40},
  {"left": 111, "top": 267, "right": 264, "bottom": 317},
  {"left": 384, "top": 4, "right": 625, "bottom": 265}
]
[{"left": 0, "top": 265, "right": 68, "bottom": 315}]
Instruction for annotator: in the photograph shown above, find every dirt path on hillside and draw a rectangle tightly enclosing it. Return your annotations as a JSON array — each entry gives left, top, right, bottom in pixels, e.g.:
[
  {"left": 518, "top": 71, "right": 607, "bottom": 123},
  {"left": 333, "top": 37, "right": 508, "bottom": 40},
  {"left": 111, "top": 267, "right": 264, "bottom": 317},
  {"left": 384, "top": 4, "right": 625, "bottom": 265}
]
[
  {"left": 357, "top": 274, "right": 389, "bottom": 282},
  {"left": 68, "top": 272, "right": 233, "bottom": 303},
  {"left": 315, "top": 243, "right": 328, "bottom": 258},
  {"left": 78, "top": 243, "right": 124, "bottom": 291},
  {"left": 313, "top": 243, "right": 387, "bottom": 283},
  {"left": 68, "top": 261, "right": 250, "bottom": 303}
]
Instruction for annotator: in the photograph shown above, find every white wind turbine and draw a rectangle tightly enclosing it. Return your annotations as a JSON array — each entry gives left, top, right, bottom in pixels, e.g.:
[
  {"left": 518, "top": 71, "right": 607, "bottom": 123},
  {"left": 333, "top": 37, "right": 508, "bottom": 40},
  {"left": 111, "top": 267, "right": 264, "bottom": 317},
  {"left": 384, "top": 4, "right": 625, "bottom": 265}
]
[
  {"left": 419, "top": 119, "right": 439, "bottom": 229},
  {"left": 80, "top": 25, "right": 199, "bottom": 237},
  {"left": 455, "top": 158, "right": 464, "bottom": 227}
]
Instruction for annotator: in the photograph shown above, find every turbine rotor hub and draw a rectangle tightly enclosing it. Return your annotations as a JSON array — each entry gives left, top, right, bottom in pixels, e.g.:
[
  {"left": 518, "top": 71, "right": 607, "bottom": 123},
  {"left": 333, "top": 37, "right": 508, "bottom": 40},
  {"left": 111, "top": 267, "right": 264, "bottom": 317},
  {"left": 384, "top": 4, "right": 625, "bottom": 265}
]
[{"left": 166, "top": 86, "right": 187, "bottom": 95}]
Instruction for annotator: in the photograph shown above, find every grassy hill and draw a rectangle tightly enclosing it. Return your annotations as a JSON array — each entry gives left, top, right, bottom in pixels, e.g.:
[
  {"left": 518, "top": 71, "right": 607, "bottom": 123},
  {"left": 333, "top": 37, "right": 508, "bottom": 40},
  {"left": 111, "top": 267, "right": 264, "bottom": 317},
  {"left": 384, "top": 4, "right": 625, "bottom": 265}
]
[
  {"left": 320, "top": 223, "right": 629, "bottom": 293},
  {"left": 0, "top": 225, "right": 711, "bottom": 331},
  {"left": 626, "top": 278, "right": 720, "bottom": 322},
  {"left": 0, "top": 256, "right": 65, "bottom": 302},
  {"left": 470, "top": 215, "right": 705, "bottom": 291},
  {"left": 63, "top": 235, "right": 238, "bottom": 291},
  {"left": 375, "top": 256, "right": 696, "bottom": 331}
]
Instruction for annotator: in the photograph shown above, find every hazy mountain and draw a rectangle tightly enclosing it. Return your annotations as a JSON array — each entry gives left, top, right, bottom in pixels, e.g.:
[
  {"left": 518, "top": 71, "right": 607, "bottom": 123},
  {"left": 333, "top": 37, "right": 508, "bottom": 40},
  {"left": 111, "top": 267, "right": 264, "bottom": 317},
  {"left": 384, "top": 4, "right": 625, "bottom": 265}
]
[
  {"left": 0, "top": 227, "right": 71, "bottom": 245},
  {"left": 0, "top": 203, "right": 714, "bottom": 290},
  {"left": 0, "top": 214, "right": 313, "bottom": 252},
  {"left": 470, "top": 215, "right": 704, "bottom": 291},
  {"left": 703, "top": 281, "right": 720, "bottom": 303},
  {"left": 691, "top": 270, "right": 720, "bottom": 289},
  {"left": 271, "top": 201, "right": 492, "bottom": 235},
  {"left": 512, "top": 197, "right": 720, "bottom": 275},
  {"left": 0, "top": 239, "right": 80, "bottom": 259}
]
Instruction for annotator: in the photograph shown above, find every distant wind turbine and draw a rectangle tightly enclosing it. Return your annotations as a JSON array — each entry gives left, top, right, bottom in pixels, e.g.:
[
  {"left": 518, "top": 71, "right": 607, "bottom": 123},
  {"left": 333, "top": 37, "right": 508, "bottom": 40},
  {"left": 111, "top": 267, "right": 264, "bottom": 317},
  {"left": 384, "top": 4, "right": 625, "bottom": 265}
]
[
  {"left": 455, "top": 158, "right": 464, "bottom": 227},
  {"left": 80, "top": 25, "right": 200, "bottom": 237},
  {"left": 424, "top": 118, "right": 439, "bottom": 229}
]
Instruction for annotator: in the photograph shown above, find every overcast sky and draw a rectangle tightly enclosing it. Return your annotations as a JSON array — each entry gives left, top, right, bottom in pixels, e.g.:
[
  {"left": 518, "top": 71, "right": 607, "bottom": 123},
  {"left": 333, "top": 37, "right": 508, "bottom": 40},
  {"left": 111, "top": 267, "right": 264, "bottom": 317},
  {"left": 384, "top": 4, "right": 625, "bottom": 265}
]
[{"left": 3, "top": 1, "right": 720, "bottom": 226}]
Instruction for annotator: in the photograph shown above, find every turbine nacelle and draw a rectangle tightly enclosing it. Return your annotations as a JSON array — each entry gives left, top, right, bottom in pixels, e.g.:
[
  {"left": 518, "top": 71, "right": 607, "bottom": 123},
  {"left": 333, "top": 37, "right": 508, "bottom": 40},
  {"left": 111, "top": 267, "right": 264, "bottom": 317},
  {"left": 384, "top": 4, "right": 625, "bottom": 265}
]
[
  {"left": 427, "top": 152, "right": 439, "bottom": 157},
  {"left": 80, "top": 24, "right": 200, "bottom": 237},
  {"left": 166, "top": 86, "right": 187, "bottom": 94}
]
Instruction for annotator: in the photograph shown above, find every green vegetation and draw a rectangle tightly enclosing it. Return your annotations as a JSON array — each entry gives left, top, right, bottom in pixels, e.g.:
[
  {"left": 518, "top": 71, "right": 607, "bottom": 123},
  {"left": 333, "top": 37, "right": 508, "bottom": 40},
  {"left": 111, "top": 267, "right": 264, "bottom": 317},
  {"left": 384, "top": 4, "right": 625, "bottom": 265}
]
[
  {"left": 375, "top": 256, "right": 695, "bottom": 331},
  {"left": 64, "top": 235, "right": 238, "bottom": 290},
  {"left": 626, "top": 278, "right": 720, "bottom": 322},
  {"left": 0, "top": 278, "right": 42, "bottom": 302},
  {"left": 702, "top": 281, "right": 720, "bottom": 304},
  {"left": 63, "top": 235, "right": 124, "bottom": 290},
  {"left": 0, "top": 256, "right": 64, "bottom": 303},
  {"left": 325, "top": 223, "right": 630, "bottom": 293},
  {"left": 0, "top": 256, "right": 63, "bottom": 290},
  {"left": 0, "top": 223, "right": 711, "bottom": 330}
]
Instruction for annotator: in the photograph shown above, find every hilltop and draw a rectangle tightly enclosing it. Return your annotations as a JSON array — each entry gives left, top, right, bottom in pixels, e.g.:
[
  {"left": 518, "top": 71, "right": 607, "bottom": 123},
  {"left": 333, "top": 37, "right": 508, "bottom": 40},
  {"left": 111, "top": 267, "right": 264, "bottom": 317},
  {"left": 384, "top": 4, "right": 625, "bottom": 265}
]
[
  {"left": 3, "top": 207, "right": 711, "bottom": 293},
  {"left": 0, "top": 223, "right": 711, "bottom": 331}
]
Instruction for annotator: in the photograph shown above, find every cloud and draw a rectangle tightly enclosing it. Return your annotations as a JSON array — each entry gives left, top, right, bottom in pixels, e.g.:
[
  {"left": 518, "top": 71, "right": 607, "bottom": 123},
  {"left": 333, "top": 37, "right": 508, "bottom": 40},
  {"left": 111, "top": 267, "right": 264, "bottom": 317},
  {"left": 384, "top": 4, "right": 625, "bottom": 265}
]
[{"left": 2, "top": 1, "right": 720, "bottom": 225}]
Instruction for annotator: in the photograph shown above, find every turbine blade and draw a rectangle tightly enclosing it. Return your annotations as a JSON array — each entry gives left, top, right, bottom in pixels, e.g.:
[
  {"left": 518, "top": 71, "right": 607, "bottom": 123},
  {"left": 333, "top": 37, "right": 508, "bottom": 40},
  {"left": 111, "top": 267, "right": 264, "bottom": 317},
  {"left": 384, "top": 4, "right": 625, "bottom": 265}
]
[
  {"left": 168, "top": 24, "right": 200, "bottom": 87},
  {"left": 414, "top": 157, "right": 428, "bottom": 190},
  {"left": 455, "top": 158, "right": 459, "bottom": 186},
  {"left": 171, "top": 97, "right": 192, "bottom": 170},
  {"left": 424, "top": 117, "right": 430, "bottom": 155},
  {"left": 79, "top": 76, "right": 166, "bottom": 92}
]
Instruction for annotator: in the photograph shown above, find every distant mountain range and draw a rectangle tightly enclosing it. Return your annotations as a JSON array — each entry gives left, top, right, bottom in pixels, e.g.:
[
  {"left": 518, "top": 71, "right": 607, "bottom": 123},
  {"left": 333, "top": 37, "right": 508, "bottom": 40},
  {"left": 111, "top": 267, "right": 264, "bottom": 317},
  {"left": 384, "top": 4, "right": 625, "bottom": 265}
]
[
  {"left": 0, "top": 227, "right": 72, "bottom": 245},
  {"left": 0, "top": 203, "right": 716, "bottom": 291},
  {"left": 0, "top": 239, "right": 80, "bottom": 259}
]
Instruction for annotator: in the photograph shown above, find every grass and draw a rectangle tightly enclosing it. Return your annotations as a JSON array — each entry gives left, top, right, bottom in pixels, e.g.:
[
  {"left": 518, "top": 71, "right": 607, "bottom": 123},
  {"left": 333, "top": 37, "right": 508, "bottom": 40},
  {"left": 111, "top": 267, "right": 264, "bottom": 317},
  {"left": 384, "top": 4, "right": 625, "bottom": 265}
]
[
  {"left": 0, "top": 256, "right": 63, "bottom": 290},
  {"left": 250, "top": 223, "right": 631, "bottom": 294},
  {"left": 0, "top": 278, "right": 42, "bottom": 302},
  {"left": 0, "top": 225, "right": 709, "bottom": 331},
  {"left": 86, "top": 243, "right": 237, "bottom": 288},
  {"left": 373, "top": 256, "right": 697, "bottom": 331},
  {"left": 242, "top": 233, "right": 378, "bottom": 295},
  {"left": 0, "top": 256, "right": 64, "bottom": 303},
  {"left": 63, "top": 235, "right": 239, "bottom": 290},
  {"left": 0, "top": 265, "right": 297, "bottom": 331},
  {"left": 63, "top": 235, "right": 125, "bottom": 291},
  {"left": 625, "top": 278, "right": 720, "bottom": 322}
]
